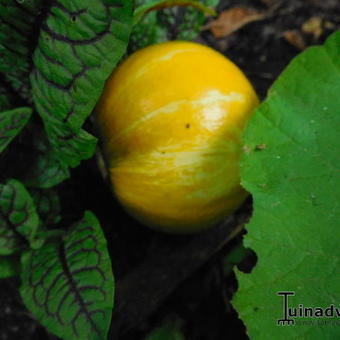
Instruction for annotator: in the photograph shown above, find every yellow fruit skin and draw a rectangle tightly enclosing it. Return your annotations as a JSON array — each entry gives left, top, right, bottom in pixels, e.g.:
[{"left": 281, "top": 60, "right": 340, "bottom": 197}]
[{"left": 96, "top": 41, "right": 259, "bottom": 233}]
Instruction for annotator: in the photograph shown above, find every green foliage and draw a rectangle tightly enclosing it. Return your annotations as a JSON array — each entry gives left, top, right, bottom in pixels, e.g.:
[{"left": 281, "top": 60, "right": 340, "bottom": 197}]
[
  {"left": 130, "top": 0, "right": 218, "bottom": 52},
  {"left": 22, "top": 131, "right": 70, "bottom": 189},
  {"left": 223, "top": 244, "right": 251, "bottom": 276},
  {"left": 133, "top": 0, "right": 216, "bottom": 25},
  {"left": 29, "top": 188, "right": 61, "bottom": 225},
  {"left": 20, "top": 211, "right": 114, "bottom": 340},
  {"left": 0, "top": 107, "right": 32, "bottom": 153},
  {"left": 0, "top": 179, "right": 40, "bottom": 255},
  {"left": 0, "top": 1, "right": 136, "bottom": 337},
  {"left": 31, "top": 0, "right": 133, "bottom": 167},
  {"left": 233, "top": 31, "right": 340, "bottom": 340},
  {"left": 0, "top": 86, "right": 14, "bottom": 112},
  {"left": 1, "top": 0, "right": 338, "bottom": 338},
  {"left": 145, "top": 319, "right": 185, "bottom": 340},
  {"left": 0, "top": 255, "right": 20, "bottom": 279},
  {"left": 0, "top": 0, "right": 43, "bottom": 101}
]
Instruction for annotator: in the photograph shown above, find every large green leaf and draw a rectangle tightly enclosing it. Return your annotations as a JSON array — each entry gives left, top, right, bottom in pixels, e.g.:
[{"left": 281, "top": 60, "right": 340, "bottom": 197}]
[
  {"left": 0, "top": 107, "right": 32, "bottom": 153},
  {"left": 233, "top": 31, "right": 340, "bottom": 339},
  {"left": 31, "top": 0, "right": 134, "bottom": 167},
  {"left": 0, "top": 0, "right": 43, "bottom": 101},
  {"left": 0, "top": 179, "right": 40, "bottom": 255},
  {"left": 20, "top": 211, "right": 114, "bottom": 340}
]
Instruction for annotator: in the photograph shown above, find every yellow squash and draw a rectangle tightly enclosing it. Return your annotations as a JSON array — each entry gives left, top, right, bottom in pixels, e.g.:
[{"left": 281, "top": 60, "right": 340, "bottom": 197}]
[{"left": 96, "top": 41, "right": 259, "bottom": 233}]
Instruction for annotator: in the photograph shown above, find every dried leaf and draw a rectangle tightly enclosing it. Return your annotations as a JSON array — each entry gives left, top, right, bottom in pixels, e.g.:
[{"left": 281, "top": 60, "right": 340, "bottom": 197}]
[
  {"left": 302, "top": 17, "right": 323, "bottom": 39},
  {"left": 324, "top": 21, "right": 335, "bottom": 30},
  {"left": 282, "top": 30, "right": 306, "bottom": 50},
  {"left": 203, "top": 7, "right": 264, "bottom": 38}
]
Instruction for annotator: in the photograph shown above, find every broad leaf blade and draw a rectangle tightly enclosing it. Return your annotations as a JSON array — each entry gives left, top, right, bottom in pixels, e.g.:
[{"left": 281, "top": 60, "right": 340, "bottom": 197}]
[
  {"left": 0, "top": 179, "right": 40, "bottom": 255},
  {"left": 31, "top": 0, "right": 133, "bottom": 167},
  {"left": 20, "top": 211, "right": 114, "bottom": 340},
  {"left": 43, "top": 120, "right": 97, "bottom": 168},
  {"left": 233, "top": 32, "right": 340, "bottom": 339},
  {"left": 0, "top": 107, "right": 32, "bottom": 153},
  {"left": 0, "top": 123, "right": 70, "bottom": 189},
  {"left": 0, "top": 0, "right": 43, "bottom": 101},
  {"left": 29, "top": 188, "right": 61, "bottom": 226},
  {"left": 23, "top": 131, "right": 70, "bottom": 189}
]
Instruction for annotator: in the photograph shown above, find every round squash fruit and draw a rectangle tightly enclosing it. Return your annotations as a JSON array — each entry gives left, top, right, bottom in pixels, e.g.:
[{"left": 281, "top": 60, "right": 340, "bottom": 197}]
[{"left": 96, "top": 41, "right": 259, "bottom": 233}]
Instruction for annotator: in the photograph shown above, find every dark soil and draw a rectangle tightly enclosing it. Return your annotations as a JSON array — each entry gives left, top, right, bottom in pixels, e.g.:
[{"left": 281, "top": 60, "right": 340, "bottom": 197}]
[{"left": 0, "top": 1, "right": 339, "bottom": 340}]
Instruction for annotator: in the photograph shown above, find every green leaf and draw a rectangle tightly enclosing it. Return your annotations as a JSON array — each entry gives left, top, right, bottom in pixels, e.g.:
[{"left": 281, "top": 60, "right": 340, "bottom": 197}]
[
  {"left": 145, "top": 320, "right": 185, "bottom": 340},
  {"left": 42, "top": 119, "right": 97, "bottom": 168},
  {"left": 31, "top": 0, "right": 134, "bottom": 167},
  {"left": 133, "top": 0, "right": 216, "bottom": 26},
  {"left": 23, "top": 131, "right": 70, "bottom": 189},
  {"left": 129, "top": 11, "right": 167, "bottom": 52},
  {"left": 0, "top": 84, "right": 14, "bottom": 112},
  {"left": 174, "top": 0, "right": 218, "bottom": 41},
  {"left": 233, "top": 31, "right": 340, "bottom": 340},
  {"left": 0, "top": 122, "right": 70, "bottom": 189},
  {"left": 0, "top": 107, "right": 32, "bottom": 153},
  {"left": 0, "top": 179, "right": 40, "bottom": 255},
  {"left": 130, "top": 0, "right": 218, "bottom": 52},
  {"left": 223, "top": 244, "right": 251, "bottom": 276},
  {"left": 0, "top": 255, "right": 20, "bottom": 279},
  {"left": 0, "top": 0, "right": 43, "bottom": 101},
  {"left": 29, "top": 188, "right": 61, "bottom": 226},
  {"left": 20, "top": 211, "right": 114, "bottom": 340}
]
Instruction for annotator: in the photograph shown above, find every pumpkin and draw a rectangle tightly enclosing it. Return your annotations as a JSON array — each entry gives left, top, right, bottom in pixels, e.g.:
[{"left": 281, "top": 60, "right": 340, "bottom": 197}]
[{"left": 96, "top": 41, "right": 259, "bottom": 233}]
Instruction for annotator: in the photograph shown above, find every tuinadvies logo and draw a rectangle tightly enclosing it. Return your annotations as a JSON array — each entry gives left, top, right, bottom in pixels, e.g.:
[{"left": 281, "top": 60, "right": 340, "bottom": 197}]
[{"left": 277, "top": 292, "right": 340, "bottom": 326}]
